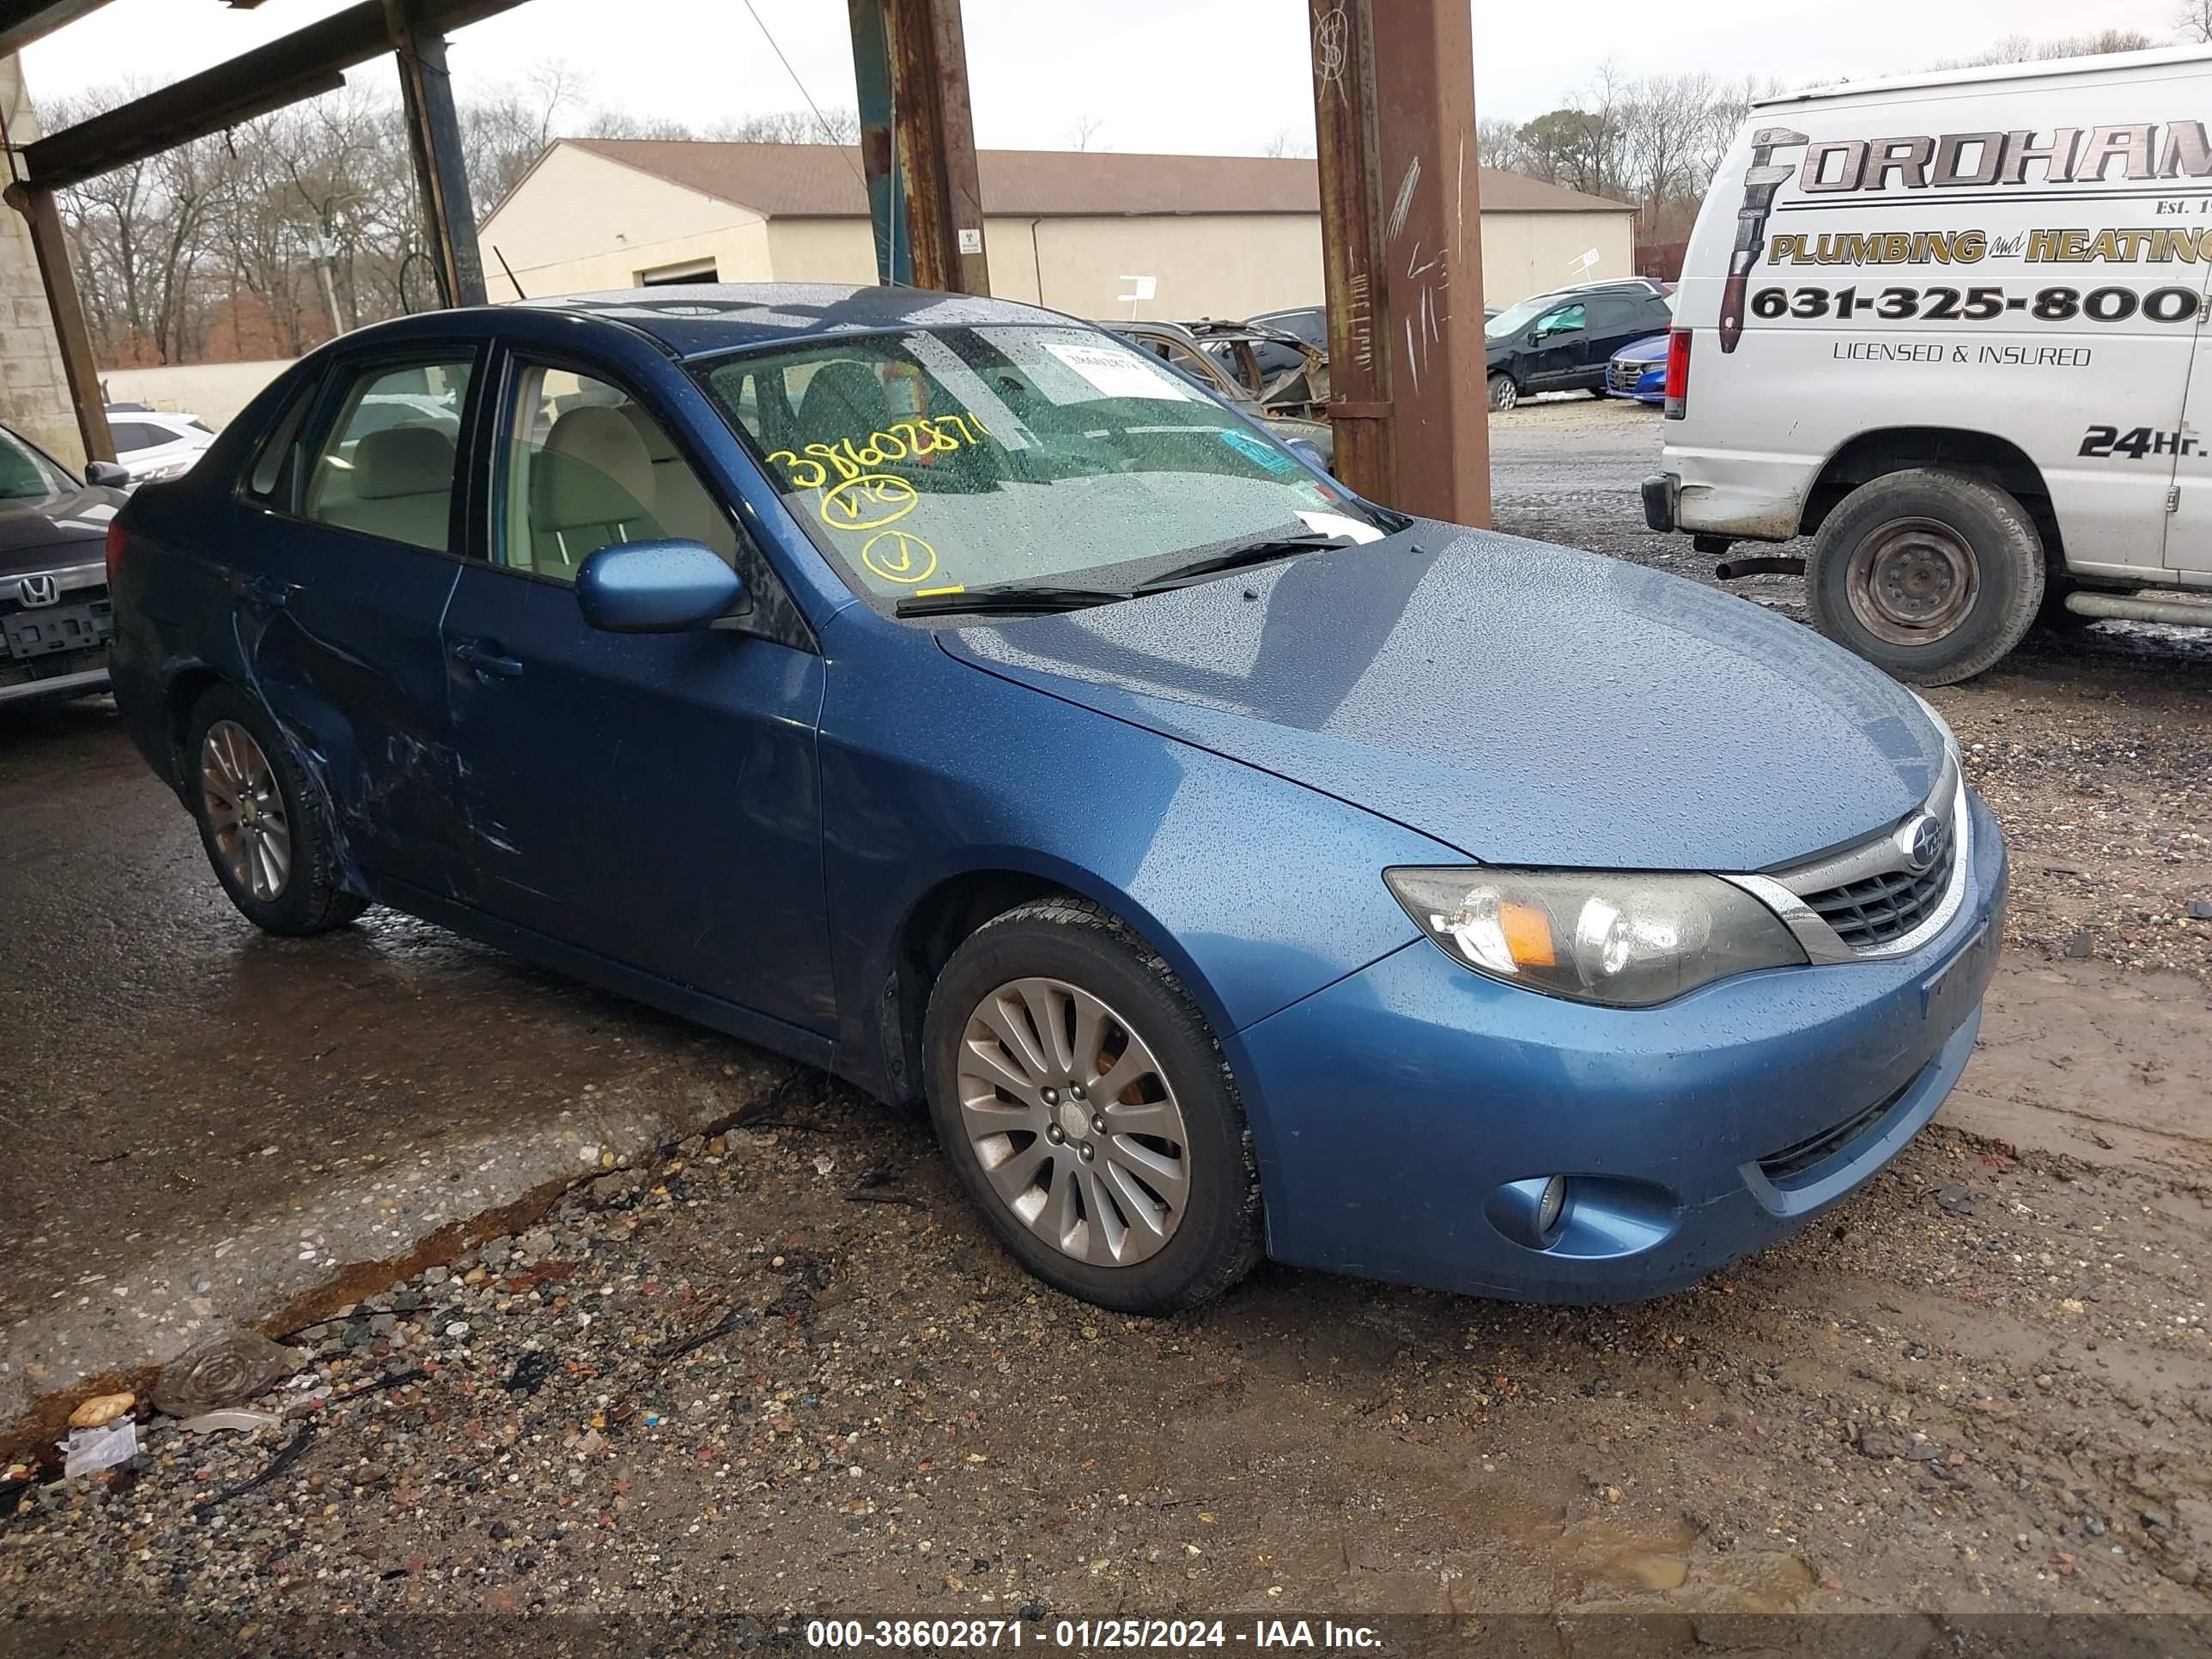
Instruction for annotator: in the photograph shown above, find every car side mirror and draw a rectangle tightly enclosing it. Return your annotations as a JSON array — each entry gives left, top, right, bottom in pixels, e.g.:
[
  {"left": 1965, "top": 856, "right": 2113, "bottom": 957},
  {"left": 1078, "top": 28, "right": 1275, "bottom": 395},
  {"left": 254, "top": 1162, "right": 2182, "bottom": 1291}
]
[
  {"left": 575, "top": 539, "right": 746, "bottom": 633},
  {"left": 1526, "top": 328, "right": 1541, "bottom": 345},
  {"left": 85, "top": 460, "right": 131, "bottom": 489},
  {"left": 1284, "top": 437, "right": 1328, "bottom": 473}
]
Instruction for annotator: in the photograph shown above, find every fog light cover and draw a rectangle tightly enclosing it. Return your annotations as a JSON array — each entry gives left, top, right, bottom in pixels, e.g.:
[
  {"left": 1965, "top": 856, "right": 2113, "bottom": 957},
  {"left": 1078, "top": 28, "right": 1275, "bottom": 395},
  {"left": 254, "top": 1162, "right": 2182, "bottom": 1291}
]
[{"left": 1535, "top": 1174, "right": 1570, "bottom": 1238}]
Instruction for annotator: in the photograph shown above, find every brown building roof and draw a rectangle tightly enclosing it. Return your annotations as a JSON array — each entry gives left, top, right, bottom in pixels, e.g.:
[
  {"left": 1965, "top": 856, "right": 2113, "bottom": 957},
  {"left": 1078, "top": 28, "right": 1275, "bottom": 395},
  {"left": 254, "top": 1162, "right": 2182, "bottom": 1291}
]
[{"left": 563, "top": 138, "right": 1633, "bottom": 219}]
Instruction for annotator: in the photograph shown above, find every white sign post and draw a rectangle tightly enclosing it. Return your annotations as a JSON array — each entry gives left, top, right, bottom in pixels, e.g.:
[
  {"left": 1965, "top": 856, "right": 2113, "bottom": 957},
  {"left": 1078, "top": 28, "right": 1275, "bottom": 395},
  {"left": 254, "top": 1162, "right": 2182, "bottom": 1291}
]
[{"left": 1118, "top": 275, "right": 1157, "bottom": 319}]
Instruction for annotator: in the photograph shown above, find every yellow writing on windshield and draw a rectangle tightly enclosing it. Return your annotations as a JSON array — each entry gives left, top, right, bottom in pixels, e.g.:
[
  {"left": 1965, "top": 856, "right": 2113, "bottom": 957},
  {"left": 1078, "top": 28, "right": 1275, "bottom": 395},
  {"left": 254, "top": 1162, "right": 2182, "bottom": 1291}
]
[
  {"left": 860, "top": 529, "right": 939, "bottom": 585},
  {"left": 820, "top": 474, "right": 919, "bottom": 532},
  {"left": 768, "top": 413, "right": 991, "bottom": 491}
]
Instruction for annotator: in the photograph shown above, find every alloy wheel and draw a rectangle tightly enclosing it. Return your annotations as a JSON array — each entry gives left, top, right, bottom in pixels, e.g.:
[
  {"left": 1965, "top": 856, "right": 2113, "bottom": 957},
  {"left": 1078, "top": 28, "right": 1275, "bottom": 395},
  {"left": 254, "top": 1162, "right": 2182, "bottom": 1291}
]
[
  {"left": 955, "top": 976, "right": 1192, "bottom": 1268},
  {"left": 200, "top": 720, "right": 292, "bottom": 902}
]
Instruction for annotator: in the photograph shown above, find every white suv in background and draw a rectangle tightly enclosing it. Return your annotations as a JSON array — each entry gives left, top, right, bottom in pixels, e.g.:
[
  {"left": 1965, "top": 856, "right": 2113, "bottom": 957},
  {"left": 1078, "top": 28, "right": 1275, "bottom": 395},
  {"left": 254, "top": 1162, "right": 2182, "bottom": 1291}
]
[{"left": 106, "top": 410, "right": 217, "bottom": 485}]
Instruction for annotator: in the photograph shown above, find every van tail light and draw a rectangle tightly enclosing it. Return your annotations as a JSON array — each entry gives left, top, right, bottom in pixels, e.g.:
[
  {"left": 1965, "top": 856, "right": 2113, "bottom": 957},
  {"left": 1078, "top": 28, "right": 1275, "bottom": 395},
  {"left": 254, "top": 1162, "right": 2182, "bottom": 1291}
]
[
  {"left": 1663, "top": 328, "right": 1692, "bottom": 420},
  {"left": 104, "top": 518, "right": 130, "bottom": 585}
]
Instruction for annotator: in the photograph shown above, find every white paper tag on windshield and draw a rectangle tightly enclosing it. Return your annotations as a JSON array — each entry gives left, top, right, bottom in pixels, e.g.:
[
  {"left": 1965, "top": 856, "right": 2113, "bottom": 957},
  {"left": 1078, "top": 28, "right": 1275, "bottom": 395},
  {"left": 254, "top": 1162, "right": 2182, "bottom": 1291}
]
[
  {"left": 1039, "top": 341, "right": 1195, "bottom": 403},
  {"left": 1297, "top": 509, "right": 1386, "bottom": 544}
]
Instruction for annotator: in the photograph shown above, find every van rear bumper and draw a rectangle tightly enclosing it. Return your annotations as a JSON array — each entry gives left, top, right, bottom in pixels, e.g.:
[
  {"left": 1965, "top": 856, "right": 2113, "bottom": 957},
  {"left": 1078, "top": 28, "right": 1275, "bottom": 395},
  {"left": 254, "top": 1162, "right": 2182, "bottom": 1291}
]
[
  {"left": 1640, "top": 471, "right": 1678, "bottom": 532},
  {"left": 1657, "top": 447, "right": 1811, "bottom": 543}
]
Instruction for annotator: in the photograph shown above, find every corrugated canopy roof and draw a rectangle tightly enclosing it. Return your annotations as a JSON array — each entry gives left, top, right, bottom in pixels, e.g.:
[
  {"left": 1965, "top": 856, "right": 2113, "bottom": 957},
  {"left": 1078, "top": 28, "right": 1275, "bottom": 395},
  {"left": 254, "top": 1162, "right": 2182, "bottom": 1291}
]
[{"left": 563, "top": 138, "right": 1634, "bottom": 219}]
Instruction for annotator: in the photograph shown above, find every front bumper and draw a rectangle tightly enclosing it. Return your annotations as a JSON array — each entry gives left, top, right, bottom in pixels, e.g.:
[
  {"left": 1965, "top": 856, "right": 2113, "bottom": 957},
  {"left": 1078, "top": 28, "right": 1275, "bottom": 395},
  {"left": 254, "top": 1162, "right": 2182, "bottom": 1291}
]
[{"left": 1231, "top": 791, "right": 2007, "bottom": 1304}]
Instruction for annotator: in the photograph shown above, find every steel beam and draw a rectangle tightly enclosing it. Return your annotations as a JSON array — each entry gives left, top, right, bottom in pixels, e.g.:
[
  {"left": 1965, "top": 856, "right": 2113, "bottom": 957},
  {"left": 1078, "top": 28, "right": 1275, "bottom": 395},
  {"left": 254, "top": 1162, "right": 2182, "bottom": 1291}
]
[
  {"left": 3, "top": 182, "right": 112, "bottom": 464},
  {"left": 848, "top": 0, "right": 989, "bottom": 295},
  {"left": 18, "top": 0, "right": 523, "bottom": 191},
  {"left": 1307, "top": 0, "right": 1489, "bottom": 525},
  {"left": 0, "top": 0, "right": 107, "bottom": 59},
  {"left": 386, "top": 1, "right": 487, "bottom": 307}
]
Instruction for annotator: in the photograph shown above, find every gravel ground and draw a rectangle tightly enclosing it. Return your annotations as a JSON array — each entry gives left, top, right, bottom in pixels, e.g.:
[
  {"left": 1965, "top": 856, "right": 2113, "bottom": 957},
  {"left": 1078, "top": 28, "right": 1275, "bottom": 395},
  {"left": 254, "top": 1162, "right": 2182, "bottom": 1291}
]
[
  {"left": 3, "top": 397, "right": 2208, "bottom": 1630},
  {"left": 3, "top": 1088, "right": 2208, "bottom": 1621}
]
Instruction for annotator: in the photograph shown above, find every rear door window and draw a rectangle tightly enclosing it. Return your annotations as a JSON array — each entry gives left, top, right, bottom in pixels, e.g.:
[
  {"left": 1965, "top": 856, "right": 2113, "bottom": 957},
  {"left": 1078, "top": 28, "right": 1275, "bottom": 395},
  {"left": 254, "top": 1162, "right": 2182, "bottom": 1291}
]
[{"left": 301, "top": 361, "right": 473, "bottom": 552}]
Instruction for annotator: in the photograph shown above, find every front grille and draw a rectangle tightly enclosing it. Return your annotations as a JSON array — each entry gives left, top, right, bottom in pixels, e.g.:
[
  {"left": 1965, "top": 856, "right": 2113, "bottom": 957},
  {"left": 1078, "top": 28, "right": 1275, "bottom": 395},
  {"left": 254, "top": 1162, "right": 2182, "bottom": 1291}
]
[
  {"left": 1607, "top": 361, "right": 1644, "bottom": 394},
  {"left": 1757, "top": 1076, "right": 1914, "bottom": 1186},
  {"left": 1799, "top": 814, "right": 1955, "bottom": 950}
]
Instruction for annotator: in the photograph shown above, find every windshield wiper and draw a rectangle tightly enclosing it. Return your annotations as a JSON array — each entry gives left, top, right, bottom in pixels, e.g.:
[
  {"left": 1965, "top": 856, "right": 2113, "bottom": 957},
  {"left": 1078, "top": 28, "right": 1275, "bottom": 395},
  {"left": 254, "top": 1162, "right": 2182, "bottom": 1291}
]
[
  {"left": 894, "top": 581, "right": 1135, "bottom": 620},
  {"left": 1136, "top": 532, "right": 1355, "bottom": 593}
]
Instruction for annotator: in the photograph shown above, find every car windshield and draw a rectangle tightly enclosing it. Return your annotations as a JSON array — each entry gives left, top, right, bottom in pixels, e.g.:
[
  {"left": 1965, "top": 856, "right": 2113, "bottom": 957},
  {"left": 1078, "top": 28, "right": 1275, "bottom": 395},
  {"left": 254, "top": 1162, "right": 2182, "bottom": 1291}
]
[
  {"left": 0, "top": 428, "right": 68, "bottom": 501},
  {"left": 696, "top": 325, "right": 1374, "bottom": 608},
  {"left": 1485, "top": 295, "right": 1562, "bottom": 340}
]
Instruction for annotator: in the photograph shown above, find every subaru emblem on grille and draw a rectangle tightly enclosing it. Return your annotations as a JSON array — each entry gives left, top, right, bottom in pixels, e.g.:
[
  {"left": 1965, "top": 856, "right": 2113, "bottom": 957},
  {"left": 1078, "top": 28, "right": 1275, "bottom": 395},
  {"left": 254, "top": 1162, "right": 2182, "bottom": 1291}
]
[
  {"left": 16, "top": 573, "right": 60, "bottom": 608},
  {"left": 1898, "top": 812, "right": 1942, "bottom": 873}
]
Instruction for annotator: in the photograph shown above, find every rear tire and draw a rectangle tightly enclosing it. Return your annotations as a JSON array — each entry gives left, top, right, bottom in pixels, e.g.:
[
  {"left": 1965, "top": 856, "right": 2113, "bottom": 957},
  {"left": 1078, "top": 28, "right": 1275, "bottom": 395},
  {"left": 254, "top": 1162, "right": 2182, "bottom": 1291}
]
[
  {"left": 1805, "top": 467, "right": 2044, "bottom": 685},
  {"left": 922, "top": 896, "right": 1262, "bottom": 1314},
  {"left": 1487, "top": 373, "right": 1518, "bottom": 413},
  {"left": 185, "top": 686, "right": 368, "bottom": 936}
]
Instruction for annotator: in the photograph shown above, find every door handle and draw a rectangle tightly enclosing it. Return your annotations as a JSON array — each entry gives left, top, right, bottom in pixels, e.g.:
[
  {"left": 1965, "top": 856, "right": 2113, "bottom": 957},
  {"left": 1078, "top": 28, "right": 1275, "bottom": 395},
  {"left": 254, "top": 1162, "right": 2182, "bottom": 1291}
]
[
  {"left": 452, "top": 638, "right": 524, "bottom": 679},
  {"left": 233, "top": 573, "right": 289, "bottom": 609}
]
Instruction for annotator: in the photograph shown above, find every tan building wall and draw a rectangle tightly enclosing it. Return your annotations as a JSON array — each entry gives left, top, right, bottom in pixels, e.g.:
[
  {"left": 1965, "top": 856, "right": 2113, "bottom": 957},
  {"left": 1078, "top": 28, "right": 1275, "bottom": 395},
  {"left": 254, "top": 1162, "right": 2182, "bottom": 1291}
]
[
  {"left": 763, "top": 209, "right": 1630, "bottom": 319},
  {"left": 483, "top": 144, "right": 773, "bottom": 302},
  {"left": 492, "top": 141, "right": 1638, "bottom": 318},
  {"left": 0, "top": 58, "right": 82, "bottom": 466},
  {"left": 1480, "top": 213, "right": 1637, "bottom": 308},
  {"left": 100, "top": 359, "right": 294, "bottom": 429}
]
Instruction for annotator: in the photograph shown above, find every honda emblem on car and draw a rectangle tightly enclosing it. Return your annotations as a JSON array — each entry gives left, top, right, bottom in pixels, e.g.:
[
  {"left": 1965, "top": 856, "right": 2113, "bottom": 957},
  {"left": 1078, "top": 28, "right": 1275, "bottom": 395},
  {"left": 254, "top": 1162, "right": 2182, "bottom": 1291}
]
[{"left": 16, "top": 573, "right": 60, "bottom": 608}]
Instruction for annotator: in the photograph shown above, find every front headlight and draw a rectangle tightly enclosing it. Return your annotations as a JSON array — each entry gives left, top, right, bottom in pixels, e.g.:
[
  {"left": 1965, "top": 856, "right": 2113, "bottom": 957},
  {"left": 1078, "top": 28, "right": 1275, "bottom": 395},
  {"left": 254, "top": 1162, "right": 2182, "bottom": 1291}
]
[{"left": 1383, "top": 867, "right": 1808, "bottom": 1007}]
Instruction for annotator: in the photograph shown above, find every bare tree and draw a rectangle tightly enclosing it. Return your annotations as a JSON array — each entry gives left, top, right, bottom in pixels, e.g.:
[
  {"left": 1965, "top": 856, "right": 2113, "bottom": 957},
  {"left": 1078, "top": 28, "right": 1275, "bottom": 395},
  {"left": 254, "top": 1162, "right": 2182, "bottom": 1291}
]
[
  {"left": 1475, "top": 117, "right": 1524, "bottom": 172},
  {"left": 1260, "top": 129, "right": 1313, "bottom": 160},
  {"left": 1062, "top": 112, "right": 1107, "bottom": 152},
  {"left": 710, "top": 106, "right": 859, "bottom": 144},
  {"left": 1935, "top": 28, "right": 2155, "bottom": 68},
  {"left": 2183, "top": 0, "right": 2212, "bottom": 42}
]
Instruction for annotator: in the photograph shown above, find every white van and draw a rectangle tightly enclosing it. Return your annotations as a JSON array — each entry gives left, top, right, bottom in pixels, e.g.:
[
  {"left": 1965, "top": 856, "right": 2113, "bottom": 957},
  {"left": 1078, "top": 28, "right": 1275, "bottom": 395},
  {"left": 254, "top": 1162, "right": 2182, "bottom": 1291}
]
[{"left": 1644, "top": 46, "right": 2212, "bottom": 683}]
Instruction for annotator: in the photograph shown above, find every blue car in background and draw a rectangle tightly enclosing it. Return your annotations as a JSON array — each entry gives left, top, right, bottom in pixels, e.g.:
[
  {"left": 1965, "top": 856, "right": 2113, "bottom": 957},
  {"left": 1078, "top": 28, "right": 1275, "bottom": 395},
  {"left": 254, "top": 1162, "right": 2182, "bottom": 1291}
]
[
  {"left": 104, "top": 285, "right": 2004, "bottom": 1316},
  {"left": 1607, "top": 331, "right": 1670, "bottom": 404}
]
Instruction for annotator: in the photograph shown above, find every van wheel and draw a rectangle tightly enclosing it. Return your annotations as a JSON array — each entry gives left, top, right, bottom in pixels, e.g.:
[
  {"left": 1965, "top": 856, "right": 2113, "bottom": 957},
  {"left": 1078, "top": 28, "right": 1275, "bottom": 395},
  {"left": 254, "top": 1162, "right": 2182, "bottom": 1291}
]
[
  {"left": 921, "top": 896, "right": 1263, "bottom": 1314},
  {"left": 1487, "top": 374, "right": 1518, "bottom": 412},
  {"left": 1806, "top": 468, "right": 2044, "bottom": 685}
]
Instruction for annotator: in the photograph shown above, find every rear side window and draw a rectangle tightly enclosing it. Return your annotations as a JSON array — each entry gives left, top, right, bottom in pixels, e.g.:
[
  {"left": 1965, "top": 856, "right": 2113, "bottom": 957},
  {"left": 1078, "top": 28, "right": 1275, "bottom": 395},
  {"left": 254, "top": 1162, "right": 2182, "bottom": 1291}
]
[
  {"left": 245, "top": 379, "right": 322, "bottom": 507},
  {"left": 301, "top": 361, "right": 473, "bottom": 552},
  {"left": 109, "top": 422, "right": 167, "bottom": 453}
]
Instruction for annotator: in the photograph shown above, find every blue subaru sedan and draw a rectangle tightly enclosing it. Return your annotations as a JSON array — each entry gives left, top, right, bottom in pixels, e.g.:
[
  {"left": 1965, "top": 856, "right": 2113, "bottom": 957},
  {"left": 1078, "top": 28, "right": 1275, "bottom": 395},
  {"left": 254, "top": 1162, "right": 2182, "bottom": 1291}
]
[{"left": 105, "top": 285, "right": 2005, "bottom": 1313}]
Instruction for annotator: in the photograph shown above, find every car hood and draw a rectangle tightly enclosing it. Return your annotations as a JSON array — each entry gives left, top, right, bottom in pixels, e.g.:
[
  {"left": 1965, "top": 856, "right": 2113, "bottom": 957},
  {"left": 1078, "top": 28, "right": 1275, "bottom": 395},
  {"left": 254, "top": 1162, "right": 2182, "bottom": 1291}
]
[
  {"left": 0, "top": 487, "right": 121, "bottom": 580},
  {"left": 1613, "top": 332, "right": 1669, "bottom": 364},
  {"left": 938, "top": 526, "right": 1943, "bottom": 871}
]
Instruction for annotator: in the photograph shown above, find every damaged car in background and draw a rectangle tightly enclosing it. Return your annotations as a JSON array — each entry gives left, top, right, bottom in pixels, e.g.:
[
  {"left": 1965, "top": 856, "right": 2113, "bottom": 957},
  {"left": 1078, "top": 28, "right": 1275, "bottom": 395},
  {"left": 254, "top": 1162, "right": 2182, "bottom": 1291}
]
[
  {"left": 1110, "top": 319, "right": 1332, "bottom": 465},
  {"left": 105, "top": 283, "right": 2005, "bottom": 1317}
]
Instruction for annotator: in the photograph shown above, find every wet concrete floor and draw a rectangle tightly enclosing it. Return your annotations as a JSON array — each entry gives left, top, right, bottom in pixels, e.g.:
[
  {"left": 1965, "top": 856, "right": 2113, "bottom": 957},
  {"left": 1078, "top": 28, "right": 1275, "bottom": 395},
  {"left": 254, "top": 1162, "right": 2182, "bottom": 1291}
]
[{"left": 0, "top": 697, "right": 787, "bottom": 1430}]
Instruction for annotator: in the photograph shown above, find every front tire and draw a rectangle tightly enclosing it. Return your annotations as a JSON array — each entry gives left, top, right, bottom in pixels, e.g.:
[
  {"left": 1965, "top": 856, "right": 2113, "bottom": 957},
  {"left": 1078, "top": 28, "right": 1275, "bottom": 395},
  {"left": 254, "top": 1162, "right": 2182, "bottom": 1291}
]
[
  {"left": 1805, "top": 467, "right": 2044, "bottom": 685},
  {"left": 185, "top": 686, "right": 368, "bottom": 936},
  {"left": 921, "top": 896, "right": 1262, "bottom": 1314},
  {"left": 1487, "top": 373, "right": 1519, "bottom": 412}
]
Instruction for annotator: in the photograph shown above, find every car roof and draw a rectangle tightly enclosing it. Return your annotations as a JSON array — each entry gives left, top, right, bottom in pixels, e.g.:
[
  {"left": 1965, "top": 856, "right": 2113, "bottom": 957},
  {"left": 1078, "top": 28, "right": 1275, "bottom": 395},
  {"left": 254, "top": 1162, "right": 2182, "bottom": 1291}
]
[{"left": 510, "top": 282, "right": 1074, "bottom": 360}]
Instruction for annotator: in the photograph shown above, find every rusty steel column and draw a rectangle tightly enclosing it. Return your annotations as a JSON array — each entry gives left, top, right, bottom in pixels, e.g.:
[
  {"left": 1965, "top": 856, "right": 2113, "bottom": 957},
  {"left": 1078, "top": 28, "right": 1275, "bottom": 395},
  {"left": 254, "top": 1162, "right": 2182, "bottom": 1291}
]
[
  {"left": 849, "top": 0, "right": 990, "bottom": 295},
  {"left": 4, "top": 181, "right": 113, "bottom": 464},
  {"left": 387, "top": 0, "right": 486, "bottom": 308},
  {"left": 1308, "top": 0, "right": 1489, "bottom": 525}
]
